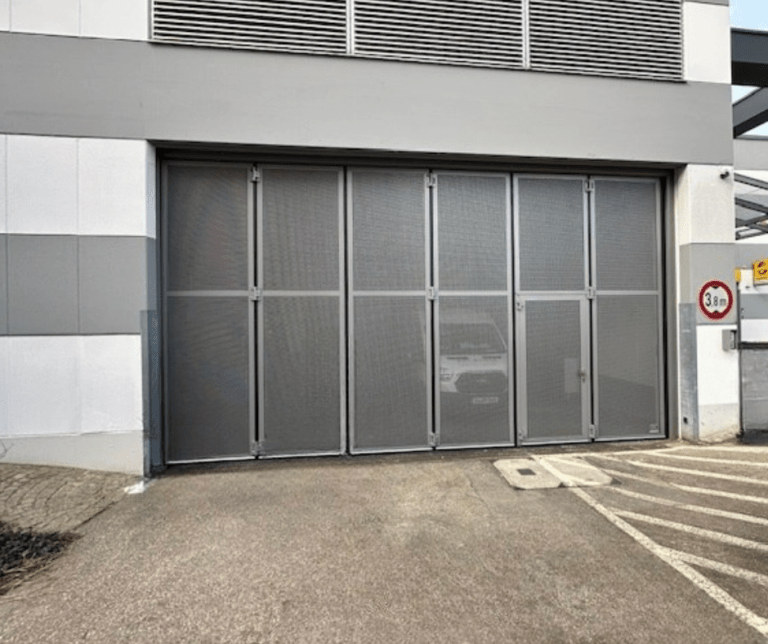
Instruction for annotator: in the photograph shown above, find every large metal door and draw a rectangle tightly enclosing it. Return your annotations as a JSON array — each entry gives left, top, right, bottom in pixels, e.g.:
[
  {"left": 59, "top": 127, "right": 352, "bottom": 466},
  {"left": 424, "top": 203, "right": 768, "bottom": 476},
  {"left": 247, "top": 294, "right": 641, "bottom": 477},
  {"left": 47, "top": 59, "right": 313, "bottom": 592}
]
[
  {"left": 348, "top": 169, "right": 431, "bottom": 452},
  {"left": 591, "top": 178, "right": 663, "bottom": 440},
  {"left": 433, "top": 172, "right": 513, "bottom": 448},
  {"left": 256, "top": 166, "right": 346, "bottom": 456},
  {"left": 164, "top": 163, "right": 254, "bottom": 463},
  {"left": 515, "top": 176, "right": 591, "bottom": 444}
]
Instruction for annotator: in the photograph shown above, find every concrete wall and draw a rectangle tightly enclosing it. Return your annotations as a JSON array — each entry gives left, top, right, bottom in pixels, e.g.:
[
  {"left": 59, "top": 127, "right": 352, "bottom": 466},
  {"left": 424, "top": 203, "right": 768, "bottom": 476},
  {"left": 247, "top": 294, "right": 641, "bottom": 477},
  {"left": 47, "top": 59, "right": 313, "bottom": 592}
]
[{"left": 0, "top": 136, "right": 155, "bottom": 475}]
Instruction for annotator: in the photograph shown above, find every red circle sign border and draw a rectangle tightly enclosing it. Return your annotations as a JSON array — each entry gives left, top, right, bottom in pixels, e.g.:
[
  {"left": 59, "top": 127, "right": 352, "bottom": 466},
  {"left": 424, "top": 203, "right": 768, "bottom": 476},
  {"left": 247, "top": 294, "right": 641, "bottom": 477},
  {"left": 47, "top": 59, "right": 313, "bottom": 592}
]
[{"left": 698, "top": 280, "right": 733, "bottom": 320}]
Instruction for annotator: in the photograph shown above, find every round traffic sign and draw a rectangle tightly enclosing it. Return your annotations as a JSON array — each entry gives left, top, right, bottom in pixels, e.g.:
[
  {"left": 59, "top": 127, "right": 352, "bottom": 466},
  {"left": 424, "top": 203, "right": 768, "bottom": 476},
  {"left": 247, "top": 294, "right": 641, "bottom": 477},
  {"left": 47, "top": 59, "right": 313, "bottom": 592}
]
[{"left": 698, "top": 280, "right": 733, "bottom": 320}]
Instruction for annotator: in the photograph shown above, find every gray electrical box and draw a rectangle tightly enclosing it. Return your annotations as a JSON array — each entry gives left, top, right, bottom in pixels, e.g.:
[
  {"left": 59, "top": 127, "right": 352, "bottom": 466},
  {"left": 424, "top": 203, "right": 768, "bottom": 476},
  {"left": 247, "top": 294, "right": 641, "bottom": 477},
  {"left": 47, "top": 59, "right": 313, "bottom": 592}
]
[{"left": 722, "top": 328, "right": 738, "bottom": 351}]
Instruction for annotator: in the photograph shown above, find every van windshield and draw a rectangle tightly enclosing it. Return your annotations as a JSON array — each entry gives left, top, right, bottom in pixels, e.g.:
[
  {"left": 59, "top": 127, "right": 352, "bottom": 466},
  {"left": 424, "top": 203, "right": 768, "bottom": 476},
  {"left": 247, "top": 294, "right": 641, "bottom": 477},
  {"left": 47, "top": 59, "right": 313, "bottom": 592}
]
[{"left": 442, "top": 324, "right": 505, "bottom": 355}]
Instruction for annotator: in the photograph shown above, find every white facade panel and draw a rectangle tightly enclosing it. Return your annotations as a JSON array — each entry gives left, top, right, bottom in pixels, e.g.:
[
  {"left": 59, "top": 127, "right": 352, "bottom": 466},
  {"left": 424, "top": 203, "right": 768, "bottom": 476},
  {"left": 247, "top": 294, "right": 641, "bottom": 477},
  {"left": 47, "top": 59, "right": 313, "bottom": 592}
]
[
  {"left": 7, "top": 135, "right": 78, "bottom": 234},
  {"left": 80, "top": 335, "right": 143, "bottom": 433},
  {"left": 675, "top": 164, "right": 735, "bottom": 246},
  {"left": 0, "top": 339, "right": 8, "bottom": 440},
  {"left": 78, "top": 138, "right": 153, "bottom": 237},
  {"left": 683, "top": 2, "right": 731, "bottom": 84},
  {"left": 696, "top": 325, "right": 740, "bottom": 406},
  {"left": 10, "top": 0, "right": 79, "bottom": 36},
  {"left": 0, "top": 0, "right": 8, "bottom": 32},
  {"left": 6, "top": 336, "right": 80, "bottom": 435},
  {"left": 81, "top": 0, "right": 148, "bottom": 41},
  {"left": 0, "top": 135, "right": 6, "bottom": 233}
]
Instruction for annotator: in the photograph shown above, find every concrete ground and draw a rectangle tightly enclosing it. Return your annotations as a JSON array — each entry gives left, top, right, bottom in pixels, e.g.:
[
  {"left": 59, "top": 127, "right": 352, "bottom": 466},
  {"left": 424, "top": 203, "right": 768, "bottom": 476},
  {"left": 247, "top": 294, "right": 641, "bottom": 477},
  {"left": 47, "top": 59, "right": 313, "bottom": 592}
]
[{"left": 1, "top": 441, "right": 767, "bottom": 643}]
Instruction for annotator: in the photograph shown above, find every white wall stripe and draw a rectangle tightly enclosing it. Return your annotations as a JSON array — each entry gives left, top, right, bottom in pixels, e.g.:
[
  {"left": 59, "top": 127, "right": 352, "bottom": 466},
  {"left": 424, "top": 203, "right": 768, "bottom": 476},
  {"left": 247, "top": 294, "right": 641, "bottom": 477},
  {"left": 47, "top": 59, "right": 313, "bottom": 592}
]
[
  {"left": 591, "top": 455, "right": 768, "bottom": 488},
  {"left": 599, "top": 467, "right": 768, "bottom": 506},
  {"left": 602, "top": 486, "right": 768, "bottom": 527},
  {"left": 536, "top": 461, "right": 768, "bottom": 638},
  {"left": 615, "top": 510, "right": 768, "bottom": 553},
  {"left": 666, "top": 549, "right": 768, "bottom": 589}
]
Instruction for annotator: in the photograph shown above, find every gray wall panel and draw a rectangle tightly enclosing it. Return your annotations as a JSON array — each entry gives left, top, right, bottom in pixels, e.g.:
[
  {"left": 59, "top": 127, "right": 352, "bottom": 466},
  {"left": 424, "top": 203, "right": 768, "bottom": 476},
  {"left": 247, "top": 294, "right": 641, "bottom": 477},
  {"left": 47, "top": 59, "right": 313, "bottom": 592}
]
[
  {"left": 0, "top": 236, "right": 7, "bottom": 335},
  {"left": 740, "top": 293, "right": 768, "bottom": 319},
  {"left": 735, "top": 139, "right": 768, "bottom": 171},
  {"left": 0, "top": 32, "right": 733, "bottom": 165},
  {"left": 8, "top": 235, "right": 79, "bottom": 335},
  {"left": 736, "top": 243, "right": 768, "bottom": 267},
  {"left": 679, "top": 243, "right": 737, "bottom": 324},
  {"left": 79, "top": 236, "right": 149, "bottom": 334}
]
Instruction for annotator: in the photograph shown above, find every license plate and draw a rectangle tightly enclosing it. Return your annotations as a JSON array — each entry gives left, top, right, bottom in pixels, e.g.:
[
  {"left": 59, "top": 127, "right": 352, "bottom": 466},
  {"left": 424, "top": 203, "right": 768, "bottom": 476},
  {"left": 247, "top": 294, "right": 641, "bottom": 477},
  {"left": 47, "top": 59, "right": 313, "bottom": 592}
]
[{"left": 472, "top": 396, "right": 499, "bottom": 405}]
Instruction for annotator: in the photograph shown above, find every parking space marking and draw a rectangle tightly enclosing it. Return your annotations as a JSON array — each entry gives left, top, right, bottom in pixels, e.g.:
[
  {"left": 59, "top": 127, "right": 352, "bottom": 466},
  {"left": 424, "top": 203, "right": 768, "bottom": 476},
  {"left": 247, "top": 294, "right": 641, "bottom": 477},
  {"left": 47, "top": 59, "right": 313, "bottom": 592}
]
[
  {"left": 645, "top": 452, "right": 768, "bottom": 467},
  {"left": 667, "top": 550, "right": 768, "bottom": 589},
  {"left": 602, "top": 486, "right": 768, "bottom": 526}
]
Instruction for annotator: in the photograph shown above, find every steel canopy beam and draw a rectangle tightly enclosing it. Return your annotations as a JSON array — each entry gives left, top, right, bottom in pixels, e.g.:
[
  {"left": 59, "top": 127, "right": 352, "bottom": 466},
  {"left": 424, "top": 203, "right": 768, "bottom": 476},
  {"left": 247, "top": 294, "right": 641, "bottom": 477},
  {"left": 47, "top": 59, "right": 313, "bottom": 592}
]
[
  {"left": 732, "top": 28, "right": 768, "bottom": 87},
  {"left": 734, "top": 88, "right": 768, "bottom": 136}
]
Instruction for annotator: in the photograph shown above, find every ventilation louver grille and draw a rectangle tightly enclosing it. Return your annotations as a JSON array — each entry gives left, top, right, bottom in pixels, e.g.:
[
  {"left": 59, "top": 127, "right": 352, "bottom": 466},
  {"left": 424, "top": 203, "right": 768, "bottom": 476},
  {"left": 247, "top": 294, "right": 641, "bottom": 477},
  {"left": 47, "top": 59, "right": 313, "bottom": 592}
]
[
  {"left": 152, "top": 0, "right": 348, "bottom": 55},
  {"left": 352, "top": 0, "right": 524, "bottom": 68},
  {"left": 528, "top": 0, "right": 682, "bottom": 81}
]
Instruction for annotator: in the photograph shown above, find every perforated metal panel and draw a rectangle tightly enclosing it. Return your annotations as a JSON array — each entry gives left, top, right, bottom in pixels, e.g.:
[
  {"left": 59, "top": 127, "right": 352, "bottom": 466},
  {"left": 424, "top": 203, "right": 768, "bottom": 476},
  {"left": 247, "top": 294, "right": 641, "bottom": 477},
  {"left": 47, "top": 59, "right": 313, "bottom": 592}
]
[
  {"left": 595, "top": 295, "right": 660, "bottom": 438},
  {"left": 516, "top": 177, "right": 586, "bottom": 293},
  {"left": 594, "top": 180, "right": 659, "bottom": 292},
  {"left": 353, "top": 0, "right": 524, "bottom": 68},
  {"left": 522, "top": 299, "right": 586, "bottom": 442},
  {"left": 352, "top": 297, "right": 429, "bottom": 450},
  {"left": 261, "top": 297, "right": 341, "bottom": 454},
  {"left": 167, "top": 297, "right": 251, "bottom": 461},
  {"left": 436, "top": 174, "right": 508, "bottom": 292},
  {"left": 167, "top": 165, "right": 248, "bottom": 291},
  {"left": 261, "top": 168, "right": 341, "bottom": 291},
  {"left": 152, "top": 0, "right": 348, "bottom": 55},
  {"left": 350, "top": 170, "right": 427, "bottom": 292},
  {"left": 438, "top": 297, "right": 510, "bottom": 446},
  {"left": 529, "top": 0, "right": 683, "bottom": 81}
]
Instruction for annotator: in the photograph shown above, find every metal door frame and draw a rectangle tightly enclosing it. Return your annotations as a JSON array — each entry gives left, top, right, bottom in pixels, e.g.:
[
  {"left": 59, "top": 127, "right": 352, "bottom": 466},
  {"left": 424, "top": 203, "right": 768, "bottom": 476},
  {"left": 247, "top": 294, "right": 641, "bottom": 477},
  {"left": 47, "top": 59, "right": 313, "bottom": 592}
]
[
  {"left": 431, "top": 170, "right": 515, "bottom": 449},
  {"left": 162, "top": 160, "right": 256, "bottom": 464},
  {"left": 347, "top": 167, "right": 433, "bottom": 454},
  {"left": 589, "top": 176, "right": 665, "bottom": 441},
  {"left": 256, "top": 164, "right": 346, "bottom": 457},
  {"left": 513, "top": 174, "right": 591, "bottom": 445}
]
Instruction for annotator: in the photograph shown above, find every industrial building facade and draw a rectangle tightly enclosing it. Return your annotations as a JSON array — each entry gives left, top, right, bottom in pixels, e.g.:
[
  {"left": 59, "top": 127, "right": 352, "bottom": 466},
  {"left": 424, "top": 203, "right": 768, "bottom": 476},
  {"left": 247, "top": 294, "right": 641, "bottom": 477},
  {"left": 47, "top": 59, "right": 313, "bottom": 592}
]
[{"left": 0, "top": 0, "right": 748, "bottom": 475}]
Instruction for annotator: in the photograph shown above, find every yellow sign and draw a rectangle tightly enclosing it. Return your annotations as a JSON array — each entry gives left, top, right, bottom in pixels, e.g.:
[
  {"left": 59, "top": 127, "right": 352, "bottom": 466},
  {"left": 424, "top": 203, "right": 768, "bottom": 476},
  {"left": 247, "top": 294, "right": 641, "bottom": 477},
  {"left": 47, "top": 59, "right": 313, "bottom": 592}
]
[{"left": 754, "top": 258, "right": 768, "bottom": 285}]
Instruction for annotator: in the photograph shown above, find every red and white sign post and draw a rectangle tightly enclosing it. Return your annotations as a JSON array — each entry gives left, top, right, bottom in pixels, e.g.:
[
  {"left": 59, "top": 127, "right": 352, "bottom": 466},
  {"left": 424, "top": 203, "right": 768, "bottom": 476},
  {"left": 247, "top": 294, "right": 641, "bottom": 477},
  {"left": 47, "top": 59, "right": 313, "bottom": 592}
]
[{"left": 698, "top": 280, "right": 734, "bottom": 320}]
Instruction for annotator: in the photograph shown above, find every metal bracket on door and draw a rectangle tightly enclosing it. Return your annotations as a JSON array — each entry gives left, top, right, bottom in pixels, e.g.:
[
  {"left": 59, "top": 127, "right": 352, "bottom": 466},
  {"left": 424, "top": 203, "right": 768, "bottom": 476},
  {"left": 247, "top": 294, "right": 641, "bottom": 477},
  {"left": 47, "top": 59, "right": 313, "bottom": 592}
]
[
  {"left": 586, "top": 287, "right": 596, "bottom": 300},
  {"left": 515, "top": 298, "right": 524, "bottom": 311},
  {"left": 588, "top": 424, "right": 596, "bottom": 439},
  {"left": 250, "top": 440, "right": 262, "bottom": 456},
  {"left": 428, "top": 433, "right": 437, "bottom": 447},
  {"left": 427, "top": 287, "right": 438, "bottom": 301},
  {"left": 249, "top": 287, "right": 262, "bottom": 302}
]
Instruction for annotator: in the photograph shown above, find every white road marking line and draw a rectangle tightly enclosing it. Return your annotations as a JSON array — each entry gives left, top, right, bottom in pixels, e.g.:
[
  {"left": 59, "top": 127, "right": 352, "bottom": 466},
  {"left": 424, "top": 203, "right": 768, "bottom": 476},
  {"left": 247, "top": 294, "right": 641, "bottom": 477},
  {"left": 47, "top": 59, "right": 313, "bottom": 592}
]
[
  {"left": 599, "top": 467, "right": 768, "bottom": 506},
  {"left": 665, "top": 445, "right": 768, "bottom": 455},
  {"left": 646, "top": 453, "right": 768, "bottom": 467},
  {"left": 615, "top": 510, "right": 768, "bottom": 553},
  {"left": 665, "top": 549, "right": 768, "bottom": 589},
  {"left": 589, "top": 455, "right": 768, "bottom": 487},
  {"left": 601, "top": 486, "right": 768, "bottom": 526},
  {"left": 532, "top": 459, "right": 768, "bottom": 638}
]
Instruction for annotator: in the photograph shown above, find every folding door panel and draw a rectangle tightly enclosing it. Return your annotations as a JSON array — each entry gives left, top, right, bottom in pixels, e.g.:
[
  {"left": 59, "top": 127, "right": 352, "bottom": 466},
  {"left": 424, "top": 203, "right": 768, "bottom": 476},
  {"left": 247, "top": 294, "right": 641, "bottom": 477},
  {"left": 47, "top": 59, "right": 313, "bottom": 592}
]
[
  {"left": 164, "top": 164, "right": 253, "bottom": 462},
  {"left": 258, "top": 167, "right": 344, "bottom": 455},
  {"left": 434, "top": 173, "right": 512, "bottom": 447},
  {"left": 592, "top": 179, "right": 663, "bottom": 439},
  {"left": 349, "top": 169, "right": 430, "bottom": 452}
]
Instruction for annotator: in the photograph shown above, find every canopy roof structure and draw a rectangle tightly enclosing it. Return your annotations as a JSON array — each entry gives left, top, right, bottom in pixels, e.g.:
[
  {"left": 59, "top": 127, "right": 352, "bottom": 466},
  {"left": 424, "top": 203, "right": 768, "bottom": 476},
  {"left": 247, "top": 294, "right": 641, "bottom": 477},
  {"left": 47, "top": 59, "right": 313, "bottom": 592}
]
[{"left": 732, "top": 28, "right": 768, "bottom": 239}]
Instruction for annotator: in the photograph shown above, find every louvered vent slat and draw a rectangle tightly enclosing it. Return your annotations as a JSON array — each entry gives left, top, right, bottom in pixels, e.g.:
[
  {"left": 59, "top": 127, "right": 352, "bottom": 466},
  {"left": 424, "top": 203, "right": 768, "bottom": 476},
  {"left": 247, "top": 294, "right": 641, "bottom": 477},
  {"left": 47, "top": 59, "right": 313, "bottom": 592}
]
[
  {"left": 351, "top": 0, "right": 524, "bottom": 68},
  {"left": 153, "top": 0, "right": 348, "bottom": 55},
  {"left": 529, "top": 0, "right": 683, "bottom": 81}
]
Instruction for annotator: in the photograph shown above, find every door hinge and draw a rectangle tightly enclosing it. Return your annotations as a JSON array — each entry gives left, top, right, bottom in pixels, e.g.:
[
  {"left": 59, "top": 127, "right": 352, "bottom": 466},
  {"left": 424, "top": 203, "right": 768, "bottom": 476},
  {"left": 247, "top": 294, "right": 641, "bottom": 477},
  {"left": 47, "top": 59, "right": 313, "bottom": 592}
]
[
  {"left": 584, "top": 179, "right": 595, "bottom": 193},
  {"left": 587, "top": 287, "right": 596, "bottom": 300},
  {"left": 251, "top": 166, "right": 261, "bottom": 183},
  {"left": 589, "top": 423, "right": 596, "bottom": 439},
  {"left": 427, "top": 286, "right": 438, "bottom": 301},
  {"left": 249, "top": 286, "right": 262, "bottom": 302},
  {"left": 427, "top": 173, "right": 437, "bottom": 188},
  {"left": 428, "top": 433, "right": 437, "bottom": 447},
  {"left": 250, "top": 440, "right": 262, "bottom": 456},
  {"left": 515, "top": 297, "right": 524, "bottom": 311}
]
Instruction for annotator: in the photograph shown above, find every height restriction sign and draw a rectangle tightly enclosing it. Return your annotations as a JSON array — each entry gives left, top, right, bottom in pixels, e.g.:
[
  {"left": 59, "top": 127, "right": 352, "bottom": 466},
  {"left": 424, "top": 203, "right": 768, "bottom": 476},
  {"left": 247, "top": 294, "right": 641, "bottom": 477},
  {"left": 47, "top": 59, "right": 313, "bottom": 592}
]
[{"left": 698, "top": 280, "right": 733, "bottom": 320}]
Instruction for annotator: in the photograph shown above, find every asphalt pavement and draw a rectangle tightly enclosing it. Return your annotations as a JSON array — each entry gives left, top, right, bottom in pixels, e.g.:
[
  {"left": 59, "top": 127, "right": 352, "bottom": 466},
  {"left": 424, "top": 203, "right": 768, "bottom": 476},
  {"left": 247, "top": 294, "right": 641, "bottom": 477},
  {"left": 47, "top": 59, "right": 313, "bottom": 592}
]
[{"left": 1, "top": 442, "right": 767, "bottom": 643}]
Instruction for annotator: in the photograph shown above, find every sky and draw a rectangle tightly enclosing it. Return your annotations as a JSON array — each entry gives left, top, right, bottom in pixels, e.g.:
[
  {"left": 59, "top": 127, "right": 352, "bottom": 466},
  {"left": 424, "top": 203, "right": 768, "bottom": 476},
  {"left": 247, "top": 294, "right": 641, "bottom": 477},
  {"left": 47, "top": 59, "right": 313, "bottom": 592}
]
[{"left": 731, "top": 0, "right": 768, "bottom": 134}]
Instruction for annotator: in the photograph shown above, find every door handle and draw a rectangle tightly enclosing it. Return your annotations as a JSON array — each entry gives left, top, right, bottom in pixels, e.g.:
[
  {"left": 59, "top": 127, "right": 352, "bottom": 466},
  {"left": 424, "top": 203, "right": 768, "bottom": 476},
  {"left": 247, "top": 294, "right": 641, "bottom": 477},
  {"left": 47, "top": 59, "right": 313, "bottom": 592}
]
[{"left": 578, "top": 369, "right": 587, "bottom": 382}]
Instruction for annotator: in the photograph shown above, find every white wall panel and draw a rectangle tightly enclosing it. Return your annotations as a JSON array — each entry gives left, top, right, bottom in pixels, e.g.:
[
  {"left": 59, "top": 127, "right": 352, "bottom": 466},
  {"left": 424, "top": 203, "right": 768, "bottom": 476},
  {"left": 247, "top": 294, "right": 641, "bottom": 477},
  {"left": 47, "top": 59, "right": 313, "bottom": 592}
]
[
  {"left": 696, "top": 325, "right": 739, "bottom": 406},
  {"left": 0, "top": 0, "right": 8, "bottom": 31},
  {"left": 10, "top": 0, "right": 79, "bottom": 36},
  {"left": 6, "top": 336, "right": 80, "bottom": 435},
  {"left": 78, "top": 138, "right": 152, "bottom": 237},
  {"left": 741, "top": 319, "right": 768, "bottom": 343},
  {"left": 81, "top": 0, "right": 148, "bottom": 41},
  {"left": 7, "top": 135, "right": 78, "bottom": 234},
  {"left": 80, "top": 335, "right": 142, "bottom": 433},
  {"left": 683, "top": 3, "right": 731, "bottom": 84},
  {"left": 0, "top": 339, "right": 8, "bottom": 438},
  {"left": 0, "top": 135, "right": 6, "bottom": 233},
  {"left": 675, "top": 164, "right": 735, "bottom": 246}
]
